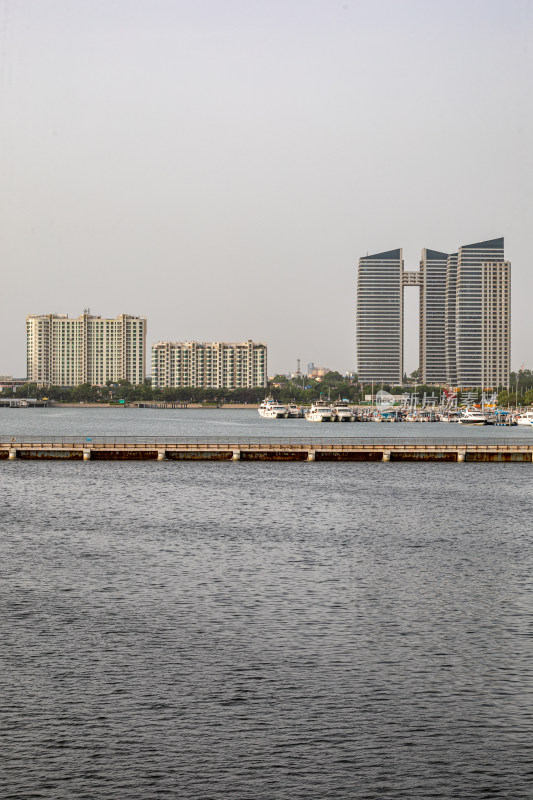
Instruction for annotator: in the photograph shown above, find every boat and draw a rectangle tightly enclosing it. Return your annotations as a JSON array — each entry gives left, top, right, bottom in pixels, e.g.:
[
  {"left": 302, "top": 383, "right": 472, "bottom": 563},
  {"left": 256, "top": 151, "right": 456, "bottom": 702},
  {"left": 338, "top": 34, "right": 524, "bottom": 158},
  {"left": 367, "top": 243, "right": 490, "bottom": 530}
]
[
  {"left": 258, "top": 397, "right": 289, "bottom": 419},
  {"left": 331, "top": 403, "right": 355, "bottom": 422},
  {"left": 515, "top": 410, "right": 533, "bottom": 427},
  {"left": 439, "top": 411, "right": 461, "bottom": 423},
  {"left": 305, "top": 401, "right": 335, "bottom": 422},
  {"left": 486, "top": 411, "right": 516, "bottom": 426},
  {"left": 458, "top": 408, "right": 487, "bottom": 425},
  {"left": 417, "top": 411, "right": 437, "bottom": 422},
  {"left": 286, "top": 402, "right": 304, "bottom": 418},
  {"left": 380, "top": 410, "right": 400, "bottom": 422}
]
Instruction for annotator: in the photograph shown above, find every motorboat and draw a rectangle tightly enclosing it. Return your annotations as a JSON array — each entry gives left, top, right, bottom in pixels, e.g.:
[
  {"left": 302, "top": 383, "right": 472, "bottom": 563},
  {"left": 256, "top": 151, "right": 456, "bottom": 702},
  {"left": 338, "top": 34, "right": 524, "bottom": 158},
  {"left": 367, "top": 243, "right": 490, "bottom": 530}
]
[
  {"left": 286, "top": 402, "right": 304, "bottom": 418},
  {"left": 258, "top": 397, "right": 289, "bottom": 419},
  {"left": 305, "top": 401, "right": 334, "bottom": 422},
  {"left": 486, "top": 411, "right": 516, "bottom": 426},
  {"left": 515, "top": 410, "right": 533, "bottom": 427},
  {"left": 331, "top": 403, "right": 355, "bottom": 422},
  {"left": 458, "top": 408, "right": 487, "bottom": 425},
  {"left": 439, "top": 411, "right": 461, "bottom": 422},
  {"left": 380, "top": 410, "right": 400, "bottom": 422}
]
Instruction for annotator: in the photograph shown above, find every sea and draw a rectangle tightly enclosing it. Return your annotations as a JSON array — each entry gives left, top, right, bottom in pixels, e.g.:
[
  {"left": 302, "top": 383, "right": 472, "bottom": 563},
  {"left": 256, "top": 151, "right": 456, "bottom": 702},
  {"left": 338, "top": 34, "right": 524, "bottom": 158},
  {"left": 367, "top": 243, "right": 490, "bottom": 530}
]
[{"left": 2, "top": 407, "right": 532, "bottom": 799}]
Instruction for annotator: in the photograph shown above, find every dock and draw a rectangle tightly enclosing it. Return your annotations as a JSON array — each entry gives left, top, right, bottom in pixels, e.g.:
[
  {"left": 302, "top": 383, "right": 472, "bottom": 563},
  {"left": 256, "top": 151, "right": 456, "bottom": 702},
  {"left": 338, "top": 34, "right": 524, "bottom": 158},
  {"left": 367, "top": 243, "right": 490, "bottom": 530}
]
[
  {"left": 1, "top": 436, "right": 533, "bottom": 462},
  {"left": 0, "top": 399, "right": 49, "bottom": 408}
]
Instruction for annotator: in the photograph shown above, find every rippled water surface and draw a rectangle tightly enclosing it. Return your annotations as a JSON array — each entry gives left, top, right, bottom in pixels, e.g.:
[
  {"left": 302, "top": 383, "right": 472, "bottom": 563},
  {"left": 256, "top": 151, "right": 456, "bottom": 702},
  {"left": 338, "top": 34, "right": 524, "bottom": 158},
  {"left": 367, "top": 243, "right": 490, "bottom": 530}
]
[
  {"left": 2, "top": 410, "right": 532, "bottom": 798},
  {"left": 1, "top": 405, "right": 532, "bottom": 439}
]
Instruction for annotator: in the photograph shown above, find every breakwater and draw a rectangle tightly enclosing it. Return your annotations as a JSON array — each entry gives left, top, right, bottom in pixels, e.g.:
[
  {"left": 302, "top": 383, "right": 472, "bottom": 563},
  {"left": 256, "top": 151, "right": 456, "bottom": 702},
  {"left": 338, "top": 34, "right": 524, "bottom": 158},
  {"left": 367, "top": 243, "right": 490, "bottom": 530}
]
[{"left": 2, "top": 435, "right": 533, "bottom": 462}]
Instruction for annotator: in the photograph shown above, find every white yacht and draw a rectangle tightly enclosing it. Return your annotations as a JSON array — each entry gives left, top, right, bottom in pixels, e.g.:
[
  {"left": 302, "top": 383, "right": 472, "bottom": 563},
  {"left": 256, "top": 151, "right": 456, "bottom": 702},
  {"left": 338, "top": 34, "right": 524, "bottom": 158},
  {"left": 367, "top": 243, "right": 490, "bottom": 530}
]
[
  {"left": 331, "top": 403, "right": 355, "bottom": 422},
  {"left": 258, "top": 397, "right": 289, "bottom": 419},
  {"left": 439, "top": 411, "right": 461, "bottom": 423},
  {"left": 286, "top": 403, "right": 303, "bottom": 418},
  {"left": 458, "top": 408, "right": 487, "bottom": 425},
  {"left": 515, "top": 411, "right": 533, "bottom": 426},
  {"left": 305, "top": 401, "right": 335, "bottom": 422}
]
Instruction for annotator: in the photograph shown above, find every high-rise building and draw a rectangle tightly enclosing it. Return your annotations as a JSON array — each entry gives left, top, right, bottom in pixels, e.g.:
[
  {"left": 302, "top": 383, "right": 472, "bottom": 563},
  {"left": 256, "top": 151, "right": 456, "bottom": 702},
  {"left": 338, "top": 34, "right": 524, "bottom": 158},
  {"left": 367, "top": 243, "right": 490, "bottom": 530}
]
[
  {"left": 26, "top": 312, "right": 146, "bottom": 386},
  {"left": 356, "top": 249, "right": 404, "bottom": 384},
  {"left": 452, "top": 238, "right": 509, "bottom": 388},
  {"left": 444, "top": 252, "right": 458, "bottom": 386},
  {"left": 419, "top": 248, "right": 448, "bottom": 384},
  {"left": 151, "top": 341, "right": 267, "bottom": 390},
  {"left": 356, "top": 238, "right": 511, "bottom": 389},
  {"left": 481, "top": 260, "right": 511, "bottom": 389}
]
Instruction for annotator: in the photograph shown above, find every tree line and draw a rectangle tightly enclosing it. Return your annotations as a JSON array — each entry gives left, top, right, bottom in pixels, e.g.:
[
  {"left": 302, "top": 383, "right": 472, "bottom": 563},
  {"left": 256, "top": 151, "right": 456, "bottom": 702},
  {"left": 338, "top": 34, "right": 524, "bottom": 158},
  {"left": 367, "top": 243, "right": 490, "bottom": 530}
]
[{"left": 3, "top": 368, "right": 532, "bottom": 406}]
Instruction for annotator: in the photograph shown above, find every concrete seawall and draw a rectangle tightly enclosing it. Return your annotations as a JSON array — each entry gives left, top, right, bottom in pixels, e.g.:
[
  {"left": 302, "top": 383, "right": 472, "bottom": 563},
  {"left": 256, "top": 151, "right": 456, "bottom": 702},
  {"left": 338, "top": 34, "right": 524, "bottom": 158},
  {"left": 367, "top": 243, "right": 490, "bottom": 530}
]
[{"left": 2, "top": 436, "right": 533, "bottom": 462}]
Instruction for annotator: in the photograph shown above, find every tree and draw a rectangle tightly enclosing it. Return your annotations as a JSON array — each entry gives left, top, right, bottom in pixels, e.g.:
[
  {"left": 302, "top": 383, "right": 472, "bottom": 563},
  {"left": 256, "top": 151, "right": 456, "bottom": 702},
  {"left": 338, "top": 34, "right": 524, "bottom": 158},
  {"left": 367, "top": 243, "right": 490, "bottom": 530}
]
[{"left": 320, "top": 371, "right": 344, "bottom": 386}]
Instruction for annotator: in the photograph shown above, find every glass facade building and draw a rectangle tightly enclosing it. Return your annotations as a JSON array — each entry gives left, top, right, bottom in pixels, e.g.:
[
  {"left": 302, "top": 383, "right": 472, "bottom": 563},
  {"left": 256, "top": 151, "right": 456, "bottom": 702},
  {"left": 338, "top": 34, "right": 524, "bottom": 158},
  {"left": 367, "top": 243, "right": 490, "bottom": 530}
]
[
  {"left": 356, "top": 249, "right": 404, "bottom": 384},
  {"left": 357, "top": 238, "right": 510, "bottom": 389}
]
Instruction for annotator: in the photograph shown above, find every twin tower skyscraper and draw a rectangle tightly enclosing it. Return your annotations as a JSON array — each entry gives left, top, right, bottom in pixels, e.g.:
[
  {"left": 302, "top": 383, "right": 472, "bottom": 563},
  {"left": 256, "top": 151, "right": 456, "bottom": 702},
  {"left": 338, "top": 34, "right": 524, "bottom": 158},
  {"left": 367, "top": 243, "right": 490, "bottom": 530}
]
[{"left": 356, "top": 237, "right": 511, "bottom": 389}]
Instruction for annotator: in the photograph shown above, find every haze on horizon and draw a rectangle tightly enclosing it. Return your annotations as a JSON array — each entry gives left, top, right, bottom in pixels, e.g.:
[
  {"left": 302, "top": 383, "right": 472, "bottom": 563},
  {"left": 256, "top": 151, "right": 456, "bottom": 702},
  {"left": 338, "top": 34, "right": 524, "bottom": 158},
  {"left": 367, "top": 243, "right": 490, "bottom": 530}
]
[{"left": 1, "top": 0, "right": 531, "bottom": 379}]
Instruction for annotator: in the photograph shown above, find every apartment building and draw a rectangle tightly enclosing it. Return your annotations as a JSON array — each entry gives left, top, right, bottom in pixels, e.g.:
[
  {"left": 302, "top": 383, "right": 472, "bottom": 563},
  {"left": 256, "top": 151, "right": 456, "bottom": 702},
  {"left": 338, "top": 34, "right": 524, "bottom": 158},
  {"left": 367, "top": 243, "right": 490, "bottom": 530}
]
[
  {"left": 151, "top": 341, "right": 267, "bottom": 389},
  {"left": 26, "top": 311, "right": 146, "bottom": 386}
]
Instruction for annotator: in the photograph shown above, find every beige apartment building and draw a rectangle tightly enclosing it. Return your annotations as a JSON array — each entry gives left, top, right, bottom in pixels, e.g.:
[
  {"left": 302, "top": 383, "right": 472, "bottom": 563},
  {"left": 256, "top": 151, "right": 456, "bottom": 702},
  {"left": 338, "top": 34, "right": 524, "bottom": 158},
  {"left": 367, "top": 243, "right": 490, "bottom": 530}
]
[
  {"left": 26, "top": 311, "right": 146, "bottom": 386},
  {"left": 481, "top": 261, "right": 511, "bottom": 389},
  {"left": 151, "top": 341, "right": 267, "bottom": 389}
]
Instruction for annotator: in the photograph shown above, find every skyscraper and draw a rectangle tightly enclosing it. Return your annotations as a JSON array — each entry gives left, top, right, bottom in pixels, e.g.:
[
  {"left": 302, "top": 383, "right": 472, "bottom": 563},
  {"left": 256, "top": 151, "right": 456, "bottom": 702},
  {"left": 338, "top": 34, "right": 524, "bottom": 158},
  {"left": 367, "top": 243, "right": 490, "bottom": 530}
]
[
  {"left": 452, "top": 238, "right": 509, "bottom": 388},
  {"left": 444, "top": 252, "right": 458, "bottom": 386},
  {"left": 356, "top": 237, "right": 510, "bottom": 389},
  {"left": 26, "top": 312, "right": 146, "bottom": 386},
  {"left": 481, "top": 260, "right": 511, "bottom": 389},
  {"left": 356, "top": 249, "right": 404, "bottom": 384},
  {"left": 419, "top": 248, "right": 448, "bottom": 385}
]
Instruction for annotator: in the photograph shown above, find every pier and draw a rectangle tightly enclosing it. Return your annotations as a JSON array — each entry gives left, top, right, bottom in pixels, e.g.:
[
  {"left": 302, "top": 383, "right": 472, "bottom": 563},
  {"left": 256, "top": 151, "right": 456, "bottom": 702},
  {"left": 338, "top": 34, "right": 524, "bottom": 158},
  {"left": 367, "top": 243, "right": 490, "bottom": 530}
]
[
  {"left": 1, "top": 436, "right": 533, "bottom": 462},
  {"left": 134, "top": 401, "right": 189, "bottom": 409},
  {"left": 0, "top": 399, "right": 49, "bottom": 408}
]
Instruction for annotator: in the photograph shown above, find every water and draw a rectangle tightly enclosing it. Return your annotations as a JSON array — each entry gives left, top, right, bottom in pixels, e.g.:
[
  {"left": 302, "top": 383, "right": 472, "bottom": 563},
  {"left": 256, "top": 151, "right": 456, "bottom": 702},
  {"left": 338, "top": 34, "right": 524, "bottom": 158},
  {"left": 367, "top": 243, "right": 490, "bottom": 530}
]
[
  {"left": 2, "top": 409, "right": 532, "bottom": 799},
  {"left": 0, "top": 405, "right": 529, "bottom": 439}
]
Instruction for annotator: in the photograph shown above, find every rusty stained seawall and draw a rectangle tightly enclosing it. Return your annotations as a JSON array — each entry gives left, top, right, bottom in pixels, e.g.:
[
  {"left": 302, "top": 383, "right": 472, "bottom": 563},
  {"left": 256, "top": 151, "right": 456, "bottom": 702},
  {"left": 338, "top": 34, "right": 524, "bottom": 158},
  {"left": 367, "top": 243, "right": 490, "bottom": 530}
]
[
  {"left": 2, "top": 440, "right": 533, "bottom": 462},
  {"left": 240, "top": 451, "right": 308, "bottom": 461},
  {"left": 464, "top": 452, "right": 531, "bottom": 462},
  {"left": 17, "top": 449, "right": 84, "bottom": 460},
  {"left": 388, "top": 452, "right": 457, "bottom": 462},
  {"left": 315, "top": 451, "right": 383, "bottom": 461},
  {"left": 166, "top": 451, "right": 233, "bottom": 460},
  {"left": 89, "top": 450, "right": 159, "bottom": 461}
]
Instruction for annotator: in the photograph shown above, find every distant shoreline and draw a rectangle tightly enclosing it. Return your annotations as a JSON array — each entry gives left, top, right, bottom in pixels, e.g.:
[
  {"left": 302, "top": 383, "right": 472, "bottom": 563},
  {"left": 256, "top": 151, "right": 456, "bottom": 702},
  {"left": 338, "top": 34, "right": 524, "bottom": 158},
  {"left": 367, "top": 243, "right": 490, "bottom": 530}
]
[{"left": 48, "top": 402, "right": 262, "bottom": 409}]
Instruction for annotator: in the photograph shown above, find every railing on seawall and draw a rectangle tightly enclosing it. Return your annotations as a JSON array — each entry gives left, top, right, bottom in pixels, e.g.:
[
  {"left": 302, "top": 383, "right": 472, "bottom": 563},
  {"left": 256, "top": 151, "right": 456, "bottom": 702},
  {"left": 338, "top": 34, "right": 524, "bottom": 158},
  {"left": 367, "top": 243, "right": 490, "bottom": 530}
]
[{"left": 2, "top": 435, "right": 533, "bottom": 447}]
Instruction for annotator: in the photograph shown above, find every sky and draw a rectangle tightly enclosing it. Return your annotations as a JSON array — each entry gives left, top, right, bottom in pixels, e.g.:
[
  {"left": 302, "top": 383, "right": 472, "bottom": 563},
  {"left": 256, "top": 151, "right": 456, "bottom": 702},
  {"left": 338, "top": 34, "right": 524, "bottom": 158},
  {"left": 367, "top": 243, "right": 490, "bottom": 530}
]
[{"left": 1, "top": 0, "right": 532, "bottom": 378}]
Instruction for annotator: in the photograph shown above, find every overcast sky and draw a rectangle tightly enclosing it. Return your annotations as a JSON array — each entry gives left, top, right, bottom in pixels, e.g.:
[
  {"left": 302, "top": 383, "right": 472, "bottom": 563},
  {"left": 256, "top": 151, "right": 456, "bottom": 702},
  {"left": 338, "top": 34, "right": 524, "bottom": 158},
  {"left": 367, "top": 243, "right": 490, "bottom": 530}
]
[{"left": 1, "top": 0, "right": 531, "bottom": 377}]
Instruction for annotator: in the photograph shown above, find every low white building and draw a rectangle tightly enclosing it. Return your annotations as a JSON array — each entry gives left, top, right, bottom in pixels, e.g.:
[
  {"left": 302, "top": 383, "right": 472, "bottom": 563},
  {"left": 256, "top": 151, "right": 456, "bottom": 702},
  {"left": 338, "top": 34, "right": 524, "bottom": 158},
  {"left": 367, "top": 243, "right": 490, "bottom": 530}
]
[{"left": 151, "top": 341, "right": 267, "bottom": 389}]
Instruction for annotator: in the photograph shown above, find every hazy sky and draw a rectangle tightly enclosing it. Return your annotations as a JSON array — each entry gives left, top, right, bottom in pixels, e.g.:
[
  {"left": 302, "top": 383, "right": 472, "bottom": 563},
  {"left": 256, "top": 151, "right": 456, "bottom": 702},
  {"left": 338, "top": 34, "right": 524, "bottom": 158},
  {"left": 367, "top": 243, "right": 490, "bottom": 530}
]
[{"left": 1, "top": 0, "right": 532, "bottom": 377}]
